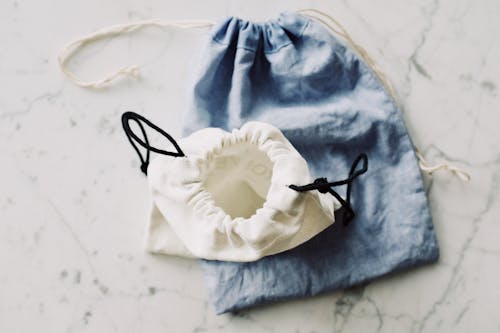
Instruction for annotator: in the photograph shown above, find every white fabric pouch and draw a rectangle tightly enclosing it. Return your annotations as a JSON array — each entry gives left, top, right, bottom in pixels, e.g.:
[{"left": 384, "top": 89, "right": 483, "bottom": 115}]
[{"left": 122, "top": 112, "right": 367, "bottom": 262}]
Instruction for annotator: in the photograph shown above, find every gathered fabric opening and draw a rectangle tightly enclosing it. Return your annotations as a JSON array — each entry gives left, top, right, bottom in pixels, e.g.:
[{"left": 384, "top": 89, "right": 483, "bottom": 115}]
[{"left": 201, "top": 142, "right": 273, "bottom": 219}]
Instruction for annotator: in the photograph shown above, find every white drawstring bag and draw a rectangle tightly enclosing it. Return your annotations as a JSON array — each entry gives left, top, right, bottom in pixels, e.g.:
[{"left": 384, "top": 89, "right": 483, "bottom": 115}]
[{"left": 122, "top": 112, "right": 366, "bottom": 262}]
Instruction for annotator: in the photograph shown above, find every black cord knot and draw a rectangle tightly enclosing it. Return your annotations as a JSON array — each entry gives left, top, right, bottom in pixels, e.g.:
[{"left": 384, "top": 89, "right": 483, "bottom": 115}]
[
  {"left": 313, "top": 178, "right": 331, "bottom": 193},
  {"left": 289, "top": 153, "right": 368, "bottom": 226}
]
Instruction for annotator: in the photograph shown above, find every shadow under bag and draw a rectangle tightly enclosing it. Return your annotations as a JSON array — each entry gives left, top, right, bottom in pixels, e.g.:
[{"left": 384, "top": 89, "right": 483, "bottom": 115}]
[{"left": 184, "top": 12, "right": 439, "bottom": 314}]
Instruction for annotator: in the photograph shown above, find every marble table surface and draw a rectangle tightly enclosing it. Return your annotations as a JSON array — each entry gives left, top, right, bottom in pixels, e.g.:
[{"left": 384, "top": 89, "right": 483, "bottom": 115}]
[{"left": 1, "top": 0, "right": 499, "bottom": 332}]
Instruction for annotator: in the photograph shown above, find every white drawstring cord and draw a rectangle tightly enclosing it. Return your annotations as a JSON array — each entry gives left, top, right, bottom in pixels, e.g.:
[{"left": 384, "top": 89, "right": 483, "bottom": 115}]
[
  {"left": 299, "top": 8, "right": 470, "bottom": 181},
  {"left": 57, "top": 19, "right": 214, "bottom": 88},
  {"left": 415, "top": 149, "right": 471, "bottom": 181}
]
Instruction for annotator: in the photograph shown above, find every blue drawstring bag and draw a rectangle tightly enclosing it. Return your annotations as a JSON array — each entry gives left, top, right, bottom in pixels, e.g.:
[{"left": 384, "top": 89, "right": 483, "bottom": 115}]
[{"left": 184, "top": 11, "right": 439, "bottom": 314}]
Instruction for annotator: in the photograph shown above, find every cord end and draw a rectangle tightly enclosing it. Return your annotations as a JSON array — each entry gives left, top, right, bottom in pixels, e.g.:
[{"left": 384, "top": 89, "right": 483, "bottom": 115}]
[{"left": 140, "top": 162, "right": 149, "bottom": 175}]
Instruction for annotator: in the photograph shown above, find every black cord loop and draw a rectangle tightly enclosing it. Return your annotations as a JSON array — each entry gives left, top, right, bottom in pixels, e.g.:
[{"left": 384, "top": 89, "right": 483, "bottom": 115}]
[
  {"left": 121, "top": 111, "right": 185, "bottom": 175},
  {"left": 289, "top": 153, "right": 368, "bottom": 225}
]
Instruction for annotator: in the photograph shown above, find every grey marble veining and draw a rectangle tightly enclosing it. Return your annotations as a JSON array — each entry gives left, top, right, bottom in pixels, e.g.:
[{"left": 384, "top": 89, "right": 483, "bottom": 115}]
[{"left": 1, "top": 0, "right": 499, "bottom": 332}]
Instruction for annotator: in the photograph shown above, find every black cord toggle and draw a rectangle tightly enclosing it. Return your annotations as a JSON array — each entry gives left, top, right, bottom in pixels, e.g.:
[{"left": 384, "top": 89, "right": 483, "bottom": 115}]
[
  {"left": 121, "top": 111, "right": 185, "bottom": 175},
  {"left": 289, "top": 153, "right": 368, "bottom": 225}
]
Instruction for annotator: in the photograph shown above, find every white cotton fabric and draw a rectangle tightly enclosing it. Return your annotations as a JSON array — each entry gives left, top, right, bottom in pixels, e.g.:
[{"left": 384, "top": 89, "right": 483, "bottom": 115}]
[{"left": 145, "top": 121, "right": 340, "bottom": 262}]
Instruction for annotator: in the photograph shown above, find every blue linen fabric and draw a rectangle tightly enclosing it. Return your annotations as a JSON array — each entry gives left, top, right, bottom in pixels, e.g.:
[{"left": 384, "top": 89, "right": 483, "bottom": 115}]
[{"left": 183, "top": 12, "right": 439, "bottom": 314}]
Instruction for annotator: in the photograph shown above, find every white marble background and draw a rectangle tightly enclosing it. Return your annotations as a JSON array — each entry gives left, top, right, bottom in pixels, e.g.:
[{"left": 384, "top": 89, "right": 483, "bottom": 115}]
[{"left": 1, "top": 0, "right": 499, "bottom": 332}]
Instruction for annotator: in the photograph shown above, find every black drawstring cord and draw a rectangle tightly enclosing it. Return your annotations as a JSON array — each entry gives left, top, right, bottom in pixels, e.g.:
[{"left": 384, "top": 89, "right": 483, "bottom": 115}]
[
  {"left": 121, "top": 111, "right": 185, "bottom": 175},
  {"left": 289, "top": 153, "right": 368, "bottom": 225},
  {"left": 121, "top": 112, "right": 366, "bottom": 223}
]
